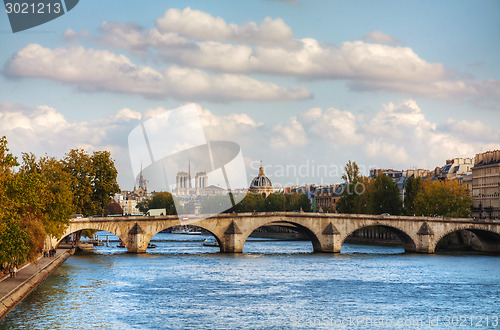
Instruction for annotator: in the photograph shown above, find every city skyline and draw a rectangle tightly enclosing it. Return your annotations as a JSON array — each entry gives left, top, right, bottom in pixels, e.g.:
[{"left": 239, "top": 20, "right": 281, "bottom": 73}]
[{"left": 1, "top": 1, "right": 499, "bottom": 189}]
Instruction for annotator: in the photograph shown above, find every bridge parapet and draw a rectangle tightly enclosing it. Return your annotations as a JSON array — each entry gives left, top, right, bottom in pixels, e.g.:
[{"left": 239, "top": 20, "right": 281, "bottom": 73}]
[{"left": 58, "top": 212, "right": 500, "bottom": 254}]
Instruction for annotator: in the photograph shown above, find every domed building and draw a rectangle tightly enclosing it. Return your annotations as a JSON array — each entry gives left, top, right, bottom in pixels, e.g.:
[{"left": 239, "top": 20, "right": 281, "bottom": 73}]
[{"left": 249, "top": 163, "right": 274, "bottom": 198}]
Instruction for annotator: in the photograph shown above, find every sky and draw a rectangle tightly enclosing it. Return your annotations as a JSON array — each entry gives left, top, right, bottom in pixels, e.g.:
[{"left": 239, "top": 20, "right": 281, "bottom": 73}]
[{"left": 0, "top": 0, "right": 499, "bottom": 190}]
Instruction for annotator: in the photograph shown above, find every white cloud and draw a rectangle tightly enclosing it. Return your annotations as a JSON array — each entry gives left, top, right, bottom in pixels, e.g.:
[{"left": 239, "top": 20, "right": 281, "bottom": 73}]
[
  {"left": 5, "top": 44, "right": 311, "bottom": 102},
  {"left": 2, "top": 100, "right": 499, "bottom": 188},
  {"left": 270, "top": 116, "right": 308, "bottom": 148},
  {"left": 437, "top": 118, "right": 500, "bottom": 143},
  {"left": 155, "top": 7, "right": 295, "bottom": 47},
  {"left": 362, "top": 30, "right": 400, "bottom": 44},
  {"left": 365, "top": 140, "right": 409, "bottom": 165},
  {"left": 61, "top": 7, "right": 499, "bottom": 104},
  {"left": 298, "top": 107, "right": 363, "bottom": 147}
]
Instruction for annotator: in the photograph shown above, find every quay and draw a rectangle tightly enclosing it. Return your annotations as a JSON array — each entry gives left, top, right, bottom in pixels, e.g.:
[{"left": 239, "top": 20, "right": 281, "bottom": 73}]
[{"left": 0, "top": 249, "right": 74, "bottom": 320}]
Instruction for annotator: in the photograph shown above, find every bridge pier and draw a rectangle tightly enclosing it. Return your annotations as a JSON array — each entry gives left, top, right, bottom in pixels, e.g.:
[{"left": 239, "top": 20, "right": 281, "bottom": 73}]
[
  {"left": 125, "top": 223, "right": 150, "bottom": 253},
  {"left": 415, "top": 222, "right": 435, "bottom": 254},
  {"left": 220, "top": 220, "right": 245, "bottom": 253},
  {"left": 317, "top": 223, "right": 341, "bottom": 253}
]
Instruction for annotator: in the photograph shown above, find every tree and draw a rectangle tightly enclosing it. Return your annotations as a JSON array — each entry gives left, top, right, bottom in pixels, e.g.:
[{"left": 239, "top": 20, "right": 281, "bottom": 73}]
[
  {"left": 63, "top": 149, "right": 120, "bottom": 216},
  {"left": 91, "top": 151, "right": 120, "bottom": 215},
  {"left": 200, "top": 195, "right": 233, "bottom": 214},
  {"left": 404, "top": 177, "right": 422, "bottom": 215},
  {"left": 0, "top": 137, "right": 30, "bottom": 266},
  {"left": 414, "top": 179, "right": 472, "bottom": 217},
  {"left": 285, "top": 193, "right": 311, "bottom": 212},
  {"left": 341, "top": 160, "right": 361, "bottom": 184},
  {"left": 265, "top": 193, "right": 287, "bottom": 212},
  {"left": 235, "top": 193, "right": 265, "bottom": 212},
  {"left": 63, "top": 149, "right": 93, "bottom": 216},
  {"left": 354, "top": 177, "right": 374, "bottom": 214},
  {"left": 136, "top": 200, "right": 149, "bottom": 214},
  {"left": 104, "top": 202, "right": 123, "bottom": 216},
  {"left": 370, "top": 174, "right": 402, "bottom": 215},
  {"left": 337, "top": 160, "right": 367, "bottom": 214},
  {"left": 148, "top": 192, "right": 176, "bottom": 215}
]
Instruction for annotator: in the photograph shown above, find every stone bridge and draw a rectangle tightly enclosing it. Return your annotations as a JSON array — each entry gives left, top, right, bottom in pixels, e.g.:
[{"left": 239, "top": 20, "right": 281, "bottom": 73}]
[{"left": 54, "top": 212, "right": 500, "bottom": 254}]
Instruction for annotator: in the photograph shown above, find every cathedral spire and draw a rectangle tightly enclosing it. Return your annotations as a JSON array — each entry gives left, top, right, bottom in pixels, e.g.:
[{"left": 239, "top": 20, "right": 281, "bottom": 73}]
[{"left": 188, "top": 159, "right": 192, "bottom": 188}]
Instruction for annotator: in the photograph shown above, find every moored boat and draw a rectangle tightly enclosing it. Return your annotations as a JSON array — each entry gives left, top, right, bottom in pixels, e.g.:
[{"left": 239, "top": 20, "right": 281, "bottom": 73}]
[{"left": 203, "top": 237, "right": 219, "bottom": 247}]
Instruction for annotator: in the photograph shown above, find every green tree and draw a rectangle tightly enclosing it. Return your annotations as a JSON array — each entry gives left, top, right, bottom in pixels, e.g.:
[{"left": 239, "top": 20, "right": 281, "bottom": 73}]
[
  {"left": 336, "top": 185, "right": 355, "bottom": 213},
  {"left": 91, "top": 151, "right": 120, "bottom": 215},
  {"left": 354, "top": 177, "right": 374, "bottom": 214},
  {"left": 20, "top": 154, "right": 74, "bottom": 238},
  {"left": 148, "top": 192, "right": 176, "bottom": 215},
  {"left": 200, "top": 195, "right": 233, "bottom": 214},
  {"left": 404, "top": 177, "right": 422, "bottom": 215},
  {"left": 341, "top": 160, "right": 361, "bottom": 184},
  {"left": 63, "top": 149, "right": 93, "bottom": 215},
  {"left": 265, "top": 193, "right": 287, "bottom": 212},
  {"left": 414, "top": 180, "right": 472, "bottom": 217},
  {"left": 63, "top": 149, "right": 120, "bottom": 216},
  {"left": 235, "top": 193, "right": 265, "bottom": 212},
  {"left": 286, "top": 193, "right": 311, "bottom": 212},
  {"left": 136, "top": 200, "right": 149, "bottom": 213},
  {"left": 337, "top": 161, "right": 366, "bottom": 214},
  {"left": 370, "top": 174, "right": 402, "bottom": 215},
  {"left": 0, "top": 137, "right": 31, "bottom": 266}
]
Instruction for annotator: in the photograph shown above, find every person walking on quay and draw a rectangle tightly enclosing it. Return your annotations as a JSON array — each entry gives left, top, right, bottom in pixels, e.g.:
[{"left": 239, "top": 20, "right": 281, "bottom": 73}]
[{"left": 13, "top": 265, "right": 17, "bottom": 278}]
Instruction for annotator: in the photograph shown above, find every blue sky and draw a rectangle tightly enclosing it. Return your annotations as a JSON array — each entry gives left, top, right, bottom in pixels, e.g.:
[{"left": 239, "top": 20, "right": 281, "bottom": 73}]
[{"left": 0, "top": 0, "right": 499, "bottom": 190}]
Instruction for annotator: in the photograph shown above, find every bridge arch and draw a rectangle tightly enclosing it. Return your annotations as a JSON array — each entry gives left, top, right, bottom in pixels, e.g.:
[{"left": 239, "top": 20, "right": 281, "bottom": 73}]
[
  {"left": 341, "top": 224, "right": 418, "bottom": 253},
  {"left": 433, "top": 227, "right": 500, "bottom": 253},
  {"left": 147, "top": 223, "right": 223, "bottom": 252},
  {"left": 241, "top": 220, "right": 322, "bottom": 252},
  {"left": 55, "top": 223, "right": 130, "bottom": 251}
]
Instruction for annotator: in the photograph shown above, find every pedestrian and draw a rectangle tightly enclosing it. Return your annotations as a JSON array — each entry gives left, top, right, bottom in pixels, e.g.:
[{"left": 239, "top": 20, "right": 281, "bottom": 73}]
[
  {"left": 9, "top": 266, "right": 13, "bottom": 278},
  {"left": 13, "top": 265, "right": 17, "bottom": 278}
]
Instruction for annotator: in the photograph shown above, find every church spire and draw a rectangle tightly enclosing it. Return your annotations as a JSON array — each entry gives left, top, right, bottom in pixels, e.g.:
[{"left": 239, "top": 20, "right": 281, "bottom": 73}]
[{"left": 188, "top": 159, "right": 192, "bottom": 188}]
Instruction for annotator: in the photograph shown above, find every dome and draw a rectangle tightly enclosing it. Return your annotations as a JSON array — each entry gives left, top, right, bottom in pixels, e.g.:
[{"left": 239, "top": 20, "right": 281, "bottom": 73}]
[
  {"left": 250, "top": 175, "right": 273, "bottom": 188},
  {"left": 250, "top": 165, "right": 272, "bottom": 188}
]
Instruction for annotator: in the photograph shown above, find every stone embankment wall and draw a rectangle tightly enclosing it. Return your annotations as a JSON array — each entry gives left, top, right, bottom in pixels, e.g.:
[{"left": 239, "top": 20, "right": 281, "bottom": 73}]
[{"left": 0, "top": 249, "right": 74, "bottom": 320}]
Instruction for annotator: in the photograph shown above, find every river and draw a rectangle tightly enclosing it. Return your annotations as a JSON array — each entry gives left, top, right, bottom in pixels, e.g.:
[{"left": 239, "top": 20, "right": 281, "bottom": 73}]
[{"left": 1, "top": 232, "right": 499, "bottom": 329}]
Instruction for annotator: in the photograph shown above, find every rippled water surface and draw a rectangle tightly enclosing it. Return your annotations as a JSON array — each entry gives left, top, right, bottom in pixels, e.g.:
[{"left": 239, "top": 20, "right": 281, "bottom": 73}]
[{"left": 2, "top": 232, "right": 499, "bottom": 329}]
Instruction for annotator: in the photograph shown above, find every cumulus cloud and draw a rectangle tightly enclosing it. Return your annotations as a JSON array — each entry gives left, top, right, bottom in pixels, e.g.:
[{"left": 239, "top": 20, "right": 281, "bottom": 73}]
[
  {"left": 155, "top": 7, "right": 295, "bottom": 47},
  {"left": 270, "top": 116, "right": 308, "bottom": 148},
  {"left": 2, "top": 100, "right": 499, "bottom": 187},
  {"left": 365, "top": 140, "right": 409, "bottom": 165},
  {"left": 298, "top": 107, "right": 363, "bottom": 147},
  {"left": 437, "top": 118, "right": 500, "bottom": 143},
  {"left": 73, "top": 7, "right": 499, "bottom": 104},
  {"left": 266, "top": 99, "right": 500, "bottom": 168},
  {"left": 362, "top": 30, "right": 400, "bottom": 44},
  {"left": 4, "top": 44, "right": 311, "bottom": 102}
]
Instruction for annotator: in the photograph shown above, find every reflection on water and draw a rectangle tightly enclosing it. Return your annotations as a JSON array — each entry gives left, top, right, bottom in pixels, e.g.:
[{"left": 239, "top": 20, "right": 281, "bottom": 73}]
[{"left": 2, "top": 232, "right": 499, "bottom": 329}]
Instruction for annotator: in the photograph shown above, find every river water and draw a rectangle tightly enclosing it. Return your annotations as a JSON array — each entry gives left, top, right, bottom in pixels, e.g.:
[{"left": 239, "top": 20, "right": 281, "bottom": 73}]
[{"left": 1, "top": 232, "right": 499, "bottom": 329}]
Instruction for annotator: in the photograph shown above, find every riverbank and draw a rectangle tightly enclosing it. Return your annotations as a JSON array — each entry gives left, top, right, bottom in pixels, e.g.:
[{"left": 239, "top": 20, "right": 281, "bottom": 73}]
[{"left": 0, "top": 248, "right": 74, "bottom": 320}]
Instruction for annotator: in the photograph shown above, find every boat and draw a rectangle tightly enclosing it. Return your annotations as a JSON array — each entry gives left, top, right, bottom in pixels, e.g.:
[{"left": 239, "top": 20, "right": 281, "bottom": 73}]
[
  {"left": 187, "top": 229, "right": 202, "bottom": 235},
  {"left": 147, "top": 243, "right": 157, "bottom": 248},
  {"left": 117, "top": 240, "right": 126, "bottom": 248},
  {"left": 203, "top": 237, "right": 219, "bottom": 247}
]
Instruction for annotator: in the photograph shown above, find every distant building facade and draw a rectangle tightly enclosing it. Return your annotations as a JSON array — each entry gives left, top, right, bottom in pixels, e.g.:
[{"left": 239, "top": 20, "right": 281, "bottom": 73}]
[
  {"left": 438, "top": 158, "right": 473, "bottom": 180},
  {"left": 115, "top": 165, "right": 150, "bottom": 215},
  {"left": 315, "top": 185, "right": 343, "bottom": 212},
  {"left": 472, "top": 150, "right": 500, "bottom": 219}
]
